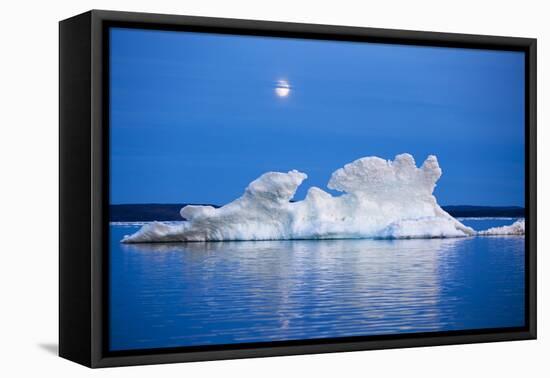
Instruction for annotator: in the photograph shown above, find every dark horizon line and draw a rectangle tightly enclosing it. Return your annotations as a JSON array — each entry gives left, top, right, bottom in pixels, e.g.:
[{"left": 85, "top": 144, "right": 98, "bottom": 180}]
[{"left": 109, "top": 202, "right": 526, "bottom": 209}]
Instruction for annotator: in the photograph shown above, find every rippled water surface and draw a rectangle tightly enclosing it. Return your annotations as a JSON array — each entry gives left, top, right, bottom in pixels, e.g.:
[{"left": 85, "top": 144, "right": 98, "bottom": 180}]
[{"left": 109, "top": 221, "right": 525, "bottom": 351}]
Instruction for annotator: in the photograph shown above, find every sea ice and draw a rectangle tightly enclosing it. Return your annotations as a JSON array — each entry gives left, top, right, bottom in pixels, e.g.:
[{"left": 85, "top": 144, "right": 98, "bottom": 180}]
[
  {"left": 478, "top": 219, "right": 525, "bottom": 236},
  {"left": 122, "top": 153, "right": 480, "bottom": 243}
]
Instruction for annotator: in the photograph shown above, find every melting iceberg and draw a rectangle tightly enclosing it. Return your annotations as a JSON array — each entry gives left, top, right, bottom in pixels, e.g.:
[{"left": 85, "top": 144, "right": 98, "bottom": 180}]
[
  {"left": 122, "top": 153, "right": 479, "bottom": 243},
  {"left": 478, "top": 219, "right": 525, "bottom": 236}
]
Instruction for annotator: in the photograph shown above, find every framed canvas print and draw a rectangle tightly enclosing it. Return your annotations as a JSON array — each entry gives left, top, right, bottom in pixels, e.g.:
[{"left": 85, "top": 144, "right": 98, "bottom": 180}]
[{"left": 59, "top": 10, "right": 537, "bottom": 368}]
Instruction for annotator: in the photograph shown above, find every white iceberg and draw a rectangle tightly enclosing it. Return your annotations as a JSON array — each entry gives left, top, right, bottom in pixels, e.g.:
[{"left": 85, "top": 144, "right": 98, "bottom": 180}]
[
  {"left": 478, "top": 219, "right": 525, "bottom": 236},
  {"left": 122, "top": 153, "right": 479, "bottom": 243}
]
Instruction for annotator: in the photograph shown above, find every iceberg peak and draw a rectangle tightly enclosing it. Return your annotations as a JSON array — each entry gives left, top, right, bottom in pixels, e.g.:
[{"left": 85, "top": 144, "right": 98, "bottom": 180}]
[{"left": 327, "top": 153, "right": 441, "bottom": 197}]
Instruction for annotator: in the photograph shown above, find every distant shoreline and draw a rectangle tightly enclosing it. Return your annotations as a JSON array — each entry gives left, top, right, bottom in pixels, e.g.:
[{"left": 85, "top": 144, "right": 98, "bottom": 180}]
[{"left": 109, "top": 204, "right": 525, "bottom": 222}]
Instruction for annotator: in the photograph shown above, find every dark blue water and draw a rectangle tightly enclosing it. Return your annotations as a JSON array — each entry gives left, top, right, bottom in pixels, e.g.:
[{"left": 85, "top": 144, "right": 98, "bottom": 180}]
[{"left": 109, "top": 219, "right": 525, "bottom": 351}]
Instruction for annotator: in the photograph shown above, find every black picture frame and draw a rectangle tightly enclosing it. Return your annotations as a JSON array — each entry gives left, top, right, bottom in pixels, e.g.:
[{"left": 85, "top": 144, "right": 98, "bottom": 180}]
[{"left": 59, "top": 9, "right": 537, "bottom": 368}]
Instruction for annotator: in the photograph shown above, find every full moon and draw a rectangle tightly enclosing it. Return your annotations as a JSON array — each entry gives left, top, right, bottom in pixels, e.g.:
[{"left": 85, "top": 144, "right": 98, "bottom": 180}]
[{"left": 275, "top": 80, "right": 290, "bottom": 97}]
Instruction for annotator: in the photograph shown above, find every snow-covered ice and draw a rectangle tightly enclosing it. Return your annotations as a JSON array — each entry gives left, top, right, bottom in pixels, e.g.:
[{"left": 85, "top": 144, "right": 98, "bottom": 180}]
[
  {"left": 122, "top": 153, "right": 485, "bottom": 243},
  {"left": 478, "top": 219, "right": 525, "bottom": 236}
]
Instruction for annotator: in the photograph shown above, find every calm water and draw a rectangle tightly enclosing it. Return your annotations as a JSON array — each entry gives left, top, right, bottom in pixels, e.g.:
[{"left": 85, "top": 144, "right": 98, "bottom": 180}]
[{"left": 109, "top": 218, "right": 525, "bottom": 351}]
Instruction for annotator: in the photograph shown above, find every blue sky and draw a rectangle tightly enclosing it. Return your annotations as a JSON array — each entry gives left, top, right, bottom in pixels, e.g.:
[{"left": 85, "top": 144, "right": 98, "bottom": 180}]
[{"left": 110, "top": 27, "right": 525, "bottom": 206}]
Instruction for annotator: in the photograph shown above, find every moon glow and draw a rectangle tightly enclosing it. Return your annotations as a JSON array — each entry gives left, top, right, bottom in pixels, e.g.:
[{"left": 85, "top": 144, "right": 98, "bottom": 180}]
[{"left": 275, "top": 80, "right": 290, "bottom": 97}]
